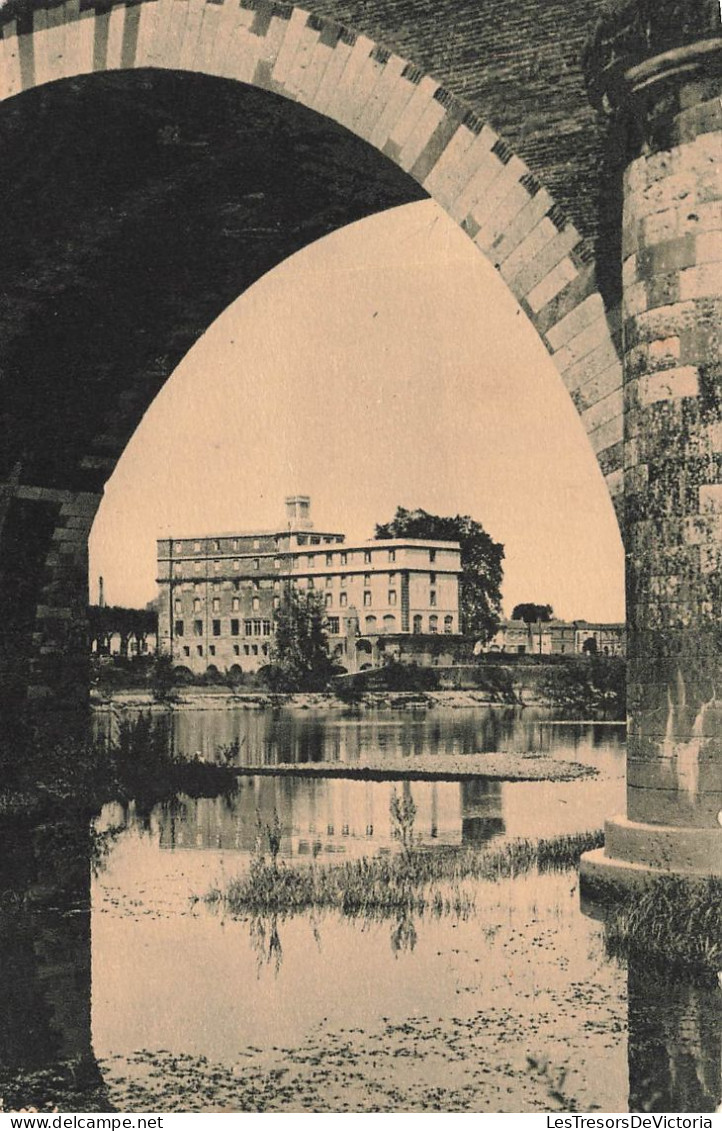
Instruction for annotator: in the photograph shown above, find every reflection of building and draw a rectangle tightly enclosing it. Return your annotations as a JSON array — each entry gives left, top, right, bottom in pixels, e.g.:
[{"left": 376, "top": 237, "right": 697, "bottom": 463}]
[
  {"left": 460, "top": 780, "right": 505, "bottom": 846},
  {"left": 484, "top": 619, "right": 625, "bottom": 657},
  {"left": 157, "top": 496, "right": 461, "bottom": 674},
  {"left": 157, "top": 778, "right": 469, "bottom": 860}
]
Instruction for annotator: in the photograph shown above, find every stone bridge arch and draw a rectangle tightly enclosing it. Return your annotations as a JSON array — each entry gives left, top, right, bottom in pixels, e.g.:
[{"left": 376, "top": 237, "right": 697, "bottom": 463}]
[
  {"left": 0, "top": 0, "right": 625, "bottom": 510},
  {"left": 0, "top": 0, "right": 719, "bottom": 886}
]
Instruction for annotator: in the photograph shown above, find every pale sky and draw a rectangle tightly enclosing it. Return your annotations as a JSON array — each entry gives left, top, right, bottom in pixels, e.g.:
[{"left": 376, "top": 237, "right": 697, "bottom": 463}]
[{"left": 89, "top": 198, "right": 625, "bottom": 622}]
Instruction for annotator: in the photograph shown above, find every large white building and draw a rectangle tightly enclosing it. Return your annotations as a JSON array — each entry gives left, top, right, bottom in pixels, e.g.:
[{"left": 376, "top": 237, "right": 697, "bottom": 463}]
[{"left": 157, "top": 497, "right": 462, "bottom": 674}]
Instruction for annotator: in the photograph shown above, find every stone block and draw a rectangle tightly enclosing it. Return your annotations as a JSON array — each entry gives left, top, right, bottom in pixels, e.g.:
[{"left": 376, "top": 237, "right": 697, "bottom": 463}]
[
  {"left": 322, "top": 35, "right": 377, "bottom": 128},
  {"left": 526, "top": 256, "right": 579, "bottom": 313},
  {"left": 561, "top": 337, "right": 620, "bottom": 393},
  {"left": 410, "top": 112, "right": 462, "bottom": 186},
  {"left": 0, "top": 23, "right": 23, "bottom": 101},
  {"left": 679, "top": 263, "right": 722, "bottom": 301},
  {"left": 499, "top": 215, "right": 556, "bottom": 284},
  {"left": 270, "top": 6, "right": 309, "bottom": 90},
  {"left": 353, "top": 55, "right": 407, "bottom": 143},
  {"left": 397, "top": 97, "right": 447, "bottom": 174},
  {"left": 422, "top": 123, "right": 477, "bottom": 206},
  {"left": 177, "top": 0, "right": 207, "bottom": 71},
  {"left": 491, "top": 188, "right": 555, "bottom": 266},
  {"left": 366, "top": 62, "right": 418, "bottom": 150}
]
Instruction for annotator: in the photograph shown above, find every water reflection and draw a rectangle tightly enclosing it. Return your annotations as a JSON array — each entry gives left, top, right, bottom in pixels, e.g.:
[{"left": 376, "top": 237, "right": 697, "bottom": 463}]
[
  {"left": 0, "top": 816, "right": 109, "bottom": 1111},
  {"left": 95, "top": 705, "right": 624, "bottom": 772},
  {"left": 628, "top": 966, "right": 722, "bottom": 1113},
  {"left": 156, "top": 778, "right": 504, "bottom": 861},
  {"left": 1, "top": 808, "right": 720, "bottom": 1112}
]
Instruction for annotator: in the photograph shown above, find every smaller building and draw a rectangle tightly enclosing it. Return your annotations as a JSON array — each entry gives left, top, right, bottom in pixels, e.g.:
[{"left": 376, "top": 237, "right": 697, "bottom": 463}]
[{"left": 484, "top": 618, "right": 625, "bottom": 657}]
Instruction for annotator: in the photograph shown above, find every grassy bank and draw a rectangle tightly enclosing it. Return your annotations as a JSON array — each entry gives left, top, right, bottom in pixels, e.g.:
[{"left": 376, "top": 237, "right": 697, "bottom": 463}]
[
  {"left": 604, "top": 876, "right": 722, "bottom": 977},
  {"left": 204, "top": 830, "right": 604, "bottom": 918}
]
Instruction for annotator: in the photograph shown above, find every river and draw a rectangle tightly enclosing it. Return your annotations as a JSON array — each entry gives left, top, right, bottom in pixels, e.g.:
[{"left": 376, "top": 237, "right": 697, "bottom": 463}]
[{"left": 1, "top": 705, "right": 719, "bottom": 1113}]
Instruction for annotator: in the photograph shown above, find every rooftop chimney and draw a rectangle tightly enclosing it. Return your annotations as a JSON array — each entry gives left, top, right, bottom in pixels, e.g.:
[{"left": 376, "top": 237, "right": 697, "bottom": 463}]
[{"left": 285, "top": 495, "right": 313, "bottom": 530}]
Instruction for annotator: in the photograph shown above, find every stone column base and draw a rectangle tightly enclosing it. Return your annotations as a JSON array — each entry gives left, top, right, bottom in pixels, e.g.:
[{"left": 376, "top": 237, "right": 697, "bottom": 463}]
[{"left": 580, "top": 815, "right": 722, "bottom": 893}]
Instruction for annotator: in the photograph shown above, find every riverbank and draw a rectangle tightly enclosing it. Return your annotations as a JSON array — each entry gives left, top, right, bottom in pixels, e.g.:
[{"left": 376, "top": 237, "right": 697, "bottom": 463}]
[{"left": 91, "top": 685, "right": 621, "bottom": 715}]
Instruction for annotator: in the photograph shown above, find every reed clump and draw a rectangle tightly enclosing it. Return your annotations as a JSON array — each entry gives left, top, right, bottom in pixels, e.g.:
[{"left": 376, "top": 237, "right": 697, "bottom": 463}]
[
  {"left": 206, "top": 829, "right": 604, "bottom": 918},
  {"left": 604, "top": 875, "right": 722, "bottom": 976}
]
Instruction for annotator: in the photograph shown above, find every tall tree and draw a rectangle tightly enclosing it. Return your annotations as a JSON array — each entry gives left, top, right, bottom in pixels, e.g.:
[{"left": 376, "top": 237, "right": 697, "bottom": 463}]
[
  {"left": 511, "top": 603, "right": 554, "bottom": 623},
  {"left": 375, "top": 507, "right": 504, "bottom": 640},
  {"left": 266, "top": 588, "right": 335, "bottom": 691}
]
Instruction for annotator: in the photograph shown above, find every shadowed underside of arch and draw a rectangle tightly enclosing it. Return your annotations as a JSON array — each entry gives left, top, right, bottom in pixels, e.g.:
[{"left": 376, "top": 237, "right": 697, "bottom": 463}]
[{"left": 0, "top": 0, "right": 625, "bottom": 509}]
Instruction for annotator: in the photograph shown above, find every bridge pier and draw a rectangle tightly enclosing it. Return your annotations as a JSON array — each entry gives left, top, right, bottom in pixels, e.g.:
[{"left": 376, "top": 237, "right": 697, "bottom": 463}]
[{"left": 581, "top": 4, "right": 722, "bottom": 885}]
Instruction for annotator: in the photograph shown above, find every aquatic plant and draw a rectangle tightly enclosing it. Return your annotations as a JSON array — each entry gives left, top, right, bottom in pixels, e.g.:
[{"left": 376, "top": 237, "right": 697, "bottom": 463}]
[
  {"left": 603, "top": 875, "right": 722, "bottom": 976},
  {"left": 205, "top": 830, "right": 604, "bottom": 920}
]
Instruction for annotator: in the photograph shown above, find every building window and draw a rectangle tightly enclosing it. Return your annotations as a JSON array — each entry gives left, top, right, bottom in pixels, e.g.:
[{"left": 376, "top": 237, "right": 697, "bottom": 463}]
[
  {"left": 340, "top": 592, "right": 348, "bottom": 608},
  {"left": 183, "top": 645, "right": 190, "bottom": 657},
  {"left": 212, "top": 619, "right": 221, "bottom": 637},
  {"left": 430, "top": 572, "right": 436, "bottom": 585},
  {"left": 252, "top": 620, "right": 262, "bottom": 636},
  {"left": 209, "top": 645, "right": 216, "bottom": 656},
  {"left": 308, "top": 577, "right": 315, "bottom": 590},
  {"left": 252, "top": 596, "right": 260, "bottom": 611},
  {"left": 388, "top": 549, "right": 396, "bottom": 562},
  {"left": 212, "top": 597, "right": 220, "bottom": 612},
  {"left": 231, "top": 619, "right": 240, "bottom": 636},
  {"left": 311, "top": 536, "right": 320, "bottom": 545},
  {"left": 244, "top": 620, "right": 253, "bottom": 636},
  {"left": 430, "top": 591, "right": 437, "bottom": 607},
  {"left": 413, "top": 614, "right": 422, "bottom": 634},
  {"left": 253, "top": 558, "right": 259, "bottom": 570},
  {"left": 174, "top": 620, "right": 184, "bottom": 636},
  {"left": 365, "top": 615, "right": 377, "bottom": 632},
  {"left": 364, "top": 550, "right": 372, "bottom": 564},
  {"left": 364, "top": 573, "right": 371, "bottom": 586},
  {"left": 173, "top": 563, "right": 182, "bottom": 576},
  {"left": 194, "top": 619, "right": 203, "bottom": 636},
  {"left": 174, "top": 541, "right": 182, "bottom": 553},
  {"left": 232, "top": 539, "right": 238, "bottom": 551},
  {"left": 274, "top": 558, "right": 281, "bottom": 569},
  {"left": 429, "top": 615, "right": 438, "bottom": 634},
  {"left": 327, "top": 616, "right": 339, "bottom": 634},
  {"left": 340, "top": 552, "right": 347, "bottom": 565},
  {"left": 252, "top": 644, "right": 258, "bottom": 655},
  {"left": 444, "top": 615, "right": 453, "bottom": 634},
  {"left": 363, "top": 591, "right": 372, "bottom": 606},
  {"left": 244, "top": 644, "right": 250, "bottom": 655},
  {"left": 253, "top": 539, "right": 260, "bottom": 549},
  {"left": 326, "top": 553, "right": 333, "bottom": 566},
  {"left": 193, "top": 598, "right": 201, "bottom": 612},
  {"left": 273, "top": 596, "right": 280, "bottom": 609},
  {"left": 233, "top": 559, "right": 239, "bottom": 571},
  {"left": 174, "top": 599, "right": 182, "bottom": 614},
  {"left": 261, "top": 644, "right": 269, "bottom": 656},
  {"left": 325, "top": 575, "right": 333, "bottom": 588},
  {"left": 383, "top": 614, "right": 396, "bottom": 633},
  {"left": 232, "top": 597, "right": 240, "bottom": 612},
  {"left": 233, "top": 644, "right": 240, "bottom": 656},
  {"left": 213, "top": 540, "right": 220, "bottom": 552},
  {"left": 325, "top": 592, "right": 333, "bottom": 608},
  {"left": 194, "top": 541, "right": 201, "bottom": 552},
  {"left": 262, "top": 620, "right": 271, "bottom": 636},
  {"left": 340, "top": 575, "right": 347, "bottom": 587},
  {"left": 194, "top": 562, "right": 201, "bottom": 574},
  {"left": 197, "top": 644, "right": 203, "bottom": 656},
  {"left": 389, "top": 572, "right": 396, "bottom": 583},
  {"left": 429, "top": 549, "right": 436, "bottom": 563},
  {"left": 388, "top": 590, "right": 397, "bottom": 606}
]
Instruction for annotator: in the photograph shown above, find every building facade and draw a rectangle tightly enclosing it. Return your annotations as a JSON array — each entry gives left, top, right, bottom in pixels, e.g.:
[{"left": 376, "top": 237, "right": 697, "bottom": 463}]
[
  {"left": 157, "top": 498, "right": 462, "bottom": 674},
  {"left": 484, "top": 618, "right": 626, "bottom": 657}
]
